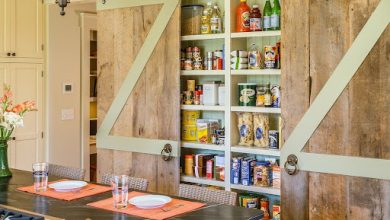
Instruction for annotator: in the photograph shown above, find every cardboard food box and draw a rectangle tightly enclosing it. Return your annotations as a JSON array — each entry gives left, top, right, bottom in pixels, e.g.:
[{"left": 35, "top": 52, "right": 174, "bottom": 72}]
[
  {"left": 241, "top": 157, "right": 256, "bottom": 186},
  {"left": 182, "top": 124, "right": 197, "bottom": 141},
  {"left": 214, "top": 155, "right": 225, "bottom": 181}
]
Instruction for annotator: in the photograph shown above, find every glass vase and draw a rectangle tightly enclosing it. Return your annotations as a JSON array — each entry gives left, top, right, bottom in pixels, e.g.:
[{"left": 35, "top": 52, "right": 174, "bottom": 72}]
[{"left": 0, "top": 141, "right": 12, "bottom": 177}]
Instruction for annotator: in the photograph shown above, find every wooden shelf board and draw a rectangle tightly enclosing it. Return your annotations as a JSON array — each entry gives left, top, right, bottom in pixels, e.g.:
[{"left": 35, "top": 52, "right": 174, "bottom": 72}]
[
  {"left": 231, "top": 106, "right": 281, "bottom": 114},
  {"left": 181, "top": 33, "right": 227, "bottom": 41},
  {"left": 181, "top": 141, "right": 225, "bottom": 151},
  {"left": 181, "top": 176, "right": 226, "bottom": 187},
  {"left": 231, "top": 69, "right": 281, "bottom": 76},
  {"left": 231, "top": 184, "right": 280, "bottom": 196},
  {"left": 231, "top": 145, "right": 280, "bottom": 157},
  {"left": 181, "top": 70, "right": 226, "bottom": 76},
  {"left": 231, "top": 31, "right": 281, "bottom": 38},
  {"left": 181, "top": 105, "right": 225, "bottom": 111}
]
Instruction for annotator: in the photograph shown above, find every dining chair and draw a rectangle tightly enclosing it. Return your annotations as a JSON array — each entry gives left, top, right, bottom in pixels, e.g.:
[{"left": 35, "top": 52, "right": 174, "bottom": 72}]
[
  {"left": 178, "top": 184, "right": 237, "bottom": 206},
  {"left": 48, "top": 163, "right": 86, "bottom": 180},
  {"left": 100, "top": 174, "right": 148, "bottom": 191}
]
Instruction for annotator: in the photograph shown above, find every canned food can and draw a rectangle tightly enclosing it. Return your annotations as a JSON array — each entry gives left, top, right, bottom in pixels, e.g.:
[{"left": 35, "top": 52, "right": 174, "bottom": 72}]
[
  {"left": 207, "top": 52, "right": 213, "bottom": 70},
  {"left": 264, "top": 45, "right": 277, "bottom": 69},
  {"left": 269, "top": 130, "right": 279, "bottom": 149},
  {"left": 187, "top": 80, "right": 196, "bottom": 91},
  {"left": 193, "top": 61, "right": 203, "bottom": 70},
  {"left": 183, "top": 91, "right": 193, "bottom": 105},
  {"left": 184, "top": 59, "right": 193, "bottom": 70},
  {"left": 185, "top": 47, "right": 193, "bottom": 59},
  {"left": 215, "top": 58, "right": 223, "bottom": 70},
  {"left": 238, "top": 83, "right": 257, "bottom": 106}
]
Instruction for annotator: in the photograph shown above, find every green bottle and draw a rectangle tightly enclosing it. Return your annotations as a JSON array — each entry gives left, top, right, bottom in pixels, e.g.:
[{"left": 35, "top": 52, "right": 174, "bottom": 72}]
[
  {"left": 271, "top": 0, "right": 281, "bottom": 30},
  {"left": 263, "top": 0, "right": 272, "bottom": 31}
]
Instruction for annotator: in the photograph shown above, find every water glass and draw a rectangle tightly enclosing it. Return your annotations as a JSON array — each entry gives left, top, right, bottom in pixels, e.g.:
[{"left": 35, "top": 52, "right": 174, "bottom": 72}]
[
  {"left": 32, "top": 162, "right": 48, "bottom": 192},
  {"left": 111, "top": 175, "right": 129, "bottom": 209}
]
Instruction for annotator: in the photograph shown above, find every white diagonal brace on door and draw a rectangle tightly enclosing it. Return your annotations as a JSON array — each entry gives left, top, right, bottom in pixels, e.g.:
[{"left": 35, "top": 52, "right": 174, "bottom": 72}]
[
  {"left": 96, "top": 0, "right": 180, "bottom": 157},
  {"left": 281, "top": 0, "right": 390, "bottom": 180}
]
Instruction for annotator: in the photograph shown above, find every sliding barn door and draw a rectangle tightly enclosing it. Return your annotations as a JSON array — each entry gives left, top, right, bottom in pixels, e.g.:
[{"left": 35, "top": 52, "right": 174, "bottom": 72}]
[
  {"left": 281, "top": 0, "right": 390, "bottom": 219},
  {"left": 96, "top": 1, "right": 180, "bottom": 195}
]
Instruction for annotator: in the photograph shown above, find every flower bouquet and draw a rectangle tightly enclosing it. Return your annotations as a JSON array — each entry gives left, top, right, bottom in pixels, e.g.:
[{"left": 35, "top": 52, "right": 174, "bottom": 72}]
[{"left": 0, "top": 86, "right": 36, "bottom": 177}]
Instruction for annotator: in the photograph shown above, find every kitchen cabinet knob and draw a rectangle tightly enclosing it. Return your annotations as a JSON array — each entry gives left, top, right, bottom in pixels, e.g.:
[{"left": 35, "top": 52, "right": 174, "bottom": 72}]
[
  {"left": 11, "top": 53, "right": 16, "bottom": 56},
  {"left": 11, "top": 137, "right": 16, "bottom": 141},
  {"left": 7, "top": 52, "right": 11, "bottom": 56}
]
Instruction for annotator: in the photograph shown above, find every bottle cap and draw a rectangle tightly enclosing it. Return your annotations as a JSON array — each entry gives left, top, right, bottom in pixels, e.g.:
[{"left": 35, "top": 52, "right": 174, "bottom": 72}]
[
  {"left": 253, "top": 5, "right": 259, "bottom": 8},
  {"left": 213, "top": 5, "right": 218, "bottom": 9},
  {"left": 240, "top": 0, "right": 246, "bottom": 2}
]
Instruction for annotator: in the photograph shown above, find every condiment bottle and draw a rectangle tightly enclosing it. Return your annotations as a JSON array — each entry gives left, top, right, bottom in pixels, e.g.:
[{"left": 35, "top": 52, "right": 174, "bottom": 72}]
[
  {"left": 210, "top": 5, "right": 222, "bottom": 33},
  {"left": 236, "top": 0, "right": 250, "bottom": 32},
  {"left": 250, "top": 5, "right": 262, "bottom": 31},
  {"left": 201, "top": 2, "right": 213, "bottom": 34},
  {"left": 264, "top": 83, "right": 272, "bottom": 107},
  {"left": 263, "top": 0, "right": 272, "bottom": 31},
  {"left": 271, "top": 0, "right": 281, "bottom": 30}
]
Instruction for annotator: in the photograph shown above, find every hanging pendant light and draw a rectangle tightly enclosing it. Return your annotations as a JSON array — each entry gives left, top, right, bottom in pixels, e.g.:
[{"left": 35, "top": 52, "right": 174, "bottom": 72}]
[{"left": 56, "top": 0, "right": 70, "bottom": 16}]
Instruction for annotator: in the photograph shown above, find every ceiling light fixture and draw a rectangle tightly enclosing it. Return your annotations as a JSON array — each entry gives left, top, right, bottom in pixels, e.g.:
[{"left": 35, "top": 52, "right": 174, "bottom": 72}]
[{"left": 56, "top": 0, "right": 70, "bottom": 16}]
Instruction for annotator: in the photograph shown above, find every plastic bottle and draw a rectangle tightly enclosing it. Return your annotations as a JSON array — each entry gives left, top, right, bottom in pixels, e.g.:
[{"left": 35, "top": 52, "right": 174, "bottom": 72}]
[
  {"left": 250, "top": 5, "right": 262, "bottom": 31},
  {"left": 271, "top": 0, "right": 281, "bottom": 30},
  {"left": 263, "top": 0, "right": 272, "bottom": 31},
  {"left": 236, "top": 0, "right": 250, "bottom": 32},
  {"left": 248, "top": 43, "right": 261, "bottom": 69},
  {"left": 210, "top": 5, "right": 222, "bottom": 33},
  {"left": 201, "top": 2, "right": 213, "bottom": 34}
]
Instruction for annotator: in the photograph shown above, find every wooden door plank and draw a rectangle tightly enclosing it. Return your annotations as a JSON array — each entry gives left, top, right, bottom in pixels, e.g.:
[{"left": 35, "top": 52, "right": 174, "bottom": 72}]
[
  {"left": 308, "top": 0, "right": 351, "bottom": 219},
  {"left": 280, "top": 0, "right": 310, "bottom": 219},
  {"left": 346, "top": 1, "right": 390, "bottom": 219}
]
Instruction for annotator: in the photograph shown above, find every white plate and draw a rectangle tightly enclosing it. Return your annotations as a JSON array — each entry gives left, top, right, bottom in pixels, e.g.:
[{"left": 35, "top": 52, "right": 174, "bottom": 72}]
[
  {"left": 128, "top": 195, "right": 172, "bottom": 209},
  {"left": 48, "top": 180, "right": 88, "bottom": 192}
]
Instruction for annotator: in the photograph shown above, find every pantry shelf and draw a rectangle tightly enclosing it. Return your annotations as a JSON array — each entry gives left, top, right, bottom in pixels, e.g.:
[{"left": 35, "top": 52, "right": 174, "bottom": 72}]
[
  {"left": 181, "top": 105, "right": 225, "bottom": 111},
  {"left": 181, "top": 70, "right": 226, "bottom": 76},
  {"left": 181, "top": 33, "right": 227, "bottom": 41},
  {"left": 231, "top": 184, "right": 281, "bottom": 196},
  {"left": 231, "top": 69, "right": 281, "bottom": 76},
  {"left": 231, "top": 146, "right": 280, "bottom": 157},
  {"left": 182, "top": 141, "right": 225, "bottom": 151},
  {"left": 231, "top": 106, "right": 281, "bottom": 114},
  {"left": 231, "top": 31, "right": 281, "bottom": 38},
  {"left": 181, "top": 176, "right": 226, "bottom": 188}
]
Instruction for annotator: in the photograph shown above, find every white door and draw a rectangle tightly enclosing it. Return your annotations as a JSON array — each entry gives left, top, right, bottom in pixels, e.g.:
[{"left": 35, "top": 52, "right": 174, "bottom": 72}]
[
  {"left": 11, "top": 0, "right": 43, "bottom": 58},
  {"left": 0, "top": 0, "right": 11, "bottom": 58},
  {"left": 8, "top": 63, "right": 43, "bottom": 171}
]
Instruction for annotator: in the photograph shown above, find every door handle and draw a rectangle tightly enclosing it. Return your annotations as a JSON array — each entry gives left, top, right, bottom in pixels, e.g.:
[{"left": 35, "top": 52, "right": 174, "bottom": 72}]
[
  {"left": 161, "top": 144, "right": 173, "bottom": 161},
  {"left": 284, "top": 154, "right": 298, "bottom": 175}
]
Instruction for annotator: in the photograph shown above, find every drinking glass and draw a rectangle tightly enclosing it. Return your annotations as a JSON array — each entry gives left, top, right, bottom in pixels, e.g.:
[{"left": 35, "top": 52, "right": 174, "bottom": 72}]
[
  {"left": 32, "top": 162, "right": 48, "bottom": 192},
  {"left": 111, "top": 175, "right": 129, "bottom": 209}
]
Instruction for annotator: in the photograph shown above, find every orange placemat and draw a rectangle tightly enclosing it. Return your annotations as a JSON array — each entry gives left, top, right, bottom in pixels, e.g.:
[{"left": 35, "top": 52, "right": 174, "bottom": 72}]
[
  {"left": 17, "top": 180, "right": 111, "bottom": 201},
  {"left": 87, "top": 191, "right": 206, "bottom": 220}
]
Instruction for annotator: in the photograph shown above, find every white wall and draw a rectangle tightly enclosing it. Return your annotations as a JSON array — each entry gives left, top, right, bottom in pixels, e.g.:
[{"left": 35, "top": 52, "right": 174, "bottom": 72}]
[{"left": 47, "top": 3, "right": 95, "bottom": 168}]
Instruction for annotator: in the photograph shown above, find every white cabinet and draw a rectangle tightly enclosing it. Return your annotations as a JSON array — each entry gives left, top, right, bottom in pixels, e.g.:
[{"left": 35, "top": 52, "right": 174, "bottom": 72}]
[
  {"left": 0, "top": 63, "right": 43, "bottom": 171},
  {"left": 0, "top": 0, "right": 43, "bottom": 59}
]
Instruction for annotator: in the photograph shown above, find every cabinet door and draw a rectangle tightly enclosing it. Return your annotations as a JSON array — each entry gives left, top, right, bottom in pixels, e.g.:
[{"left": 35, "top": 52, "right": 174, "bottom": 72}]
[
  {"left": 9, "top": 63, "right": 43, "bottom": 171},
  {"left": 0, "top": 0, "right": 11, "bottom": 58},
  {"left": 11, "top": 0, "right": 43, "bottom": 58}
]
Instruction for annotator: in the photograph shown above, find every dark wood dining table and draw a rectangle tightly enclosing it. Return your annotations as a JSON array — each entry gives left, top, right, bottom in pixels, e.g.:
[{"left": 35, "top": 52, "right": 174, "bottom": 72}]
[{"left": 0, "top": 169, "right": 264, "bottom": 220}]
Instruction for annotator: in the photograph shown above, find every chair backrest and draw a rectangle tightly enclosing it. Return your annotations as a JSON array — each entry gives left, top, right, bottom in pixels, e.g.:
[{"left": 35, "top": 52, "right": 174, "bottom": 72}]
[
  {"left": 178, "top": 184, "right": 237, "bottom": 206},
  {"left": 48, "top": 164, "right": 85, "bottom": 180},
  {"left": 100, "top": 174, "right": 148, "bottom": 191}
]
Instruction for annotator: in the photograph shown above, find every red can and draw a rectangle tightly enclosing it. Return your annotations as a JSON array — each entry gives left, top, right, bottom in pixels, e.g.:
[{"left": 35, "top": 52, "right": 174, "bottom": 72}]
[
  {"left": 213, "top": 58, "right": 223, "bottom": 70},
  {"left": 206, "top": 159, "right": 214, "bottom": 179}
]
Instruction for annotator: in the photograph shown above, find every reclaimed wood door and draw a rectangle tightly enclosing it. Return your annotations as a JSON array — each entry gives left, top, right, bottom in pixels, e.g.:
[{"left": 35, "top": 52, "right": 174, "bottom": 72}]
[
  {"left": 96, "top": 1, "right": 180, "bottom": 195},
  {"left": 281, "top": 0, "right": 390, "bottom": 219}
]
